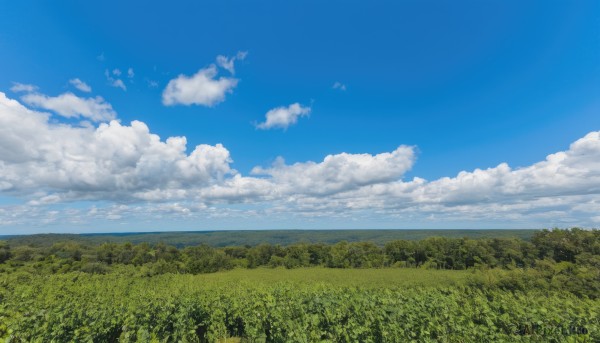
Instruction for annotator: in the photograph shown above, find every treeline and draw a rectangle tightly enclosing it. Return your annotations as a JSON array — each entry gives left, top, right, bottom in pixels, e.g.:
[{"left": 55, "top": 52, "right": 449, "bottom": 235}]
[
  {"left": 2, "top": 229, "right": 537, "bottom": 248},
  {"left": 0, "top": 228, "right": 597, "bottom": 274}
]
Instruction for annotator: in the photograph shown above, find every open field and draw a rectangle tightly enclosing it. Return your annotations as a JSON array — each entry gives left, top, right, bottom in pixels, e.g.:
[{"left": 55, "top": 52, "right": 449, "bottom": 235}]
[
  {"left": 1, "top": 228, "right": 598, "bottom": 342},
  {"left": 1, "top": 268, "right": 598, "bottom": 342},
  {"left": 159, "top": 267, "right": 471, "bottom": 288}
]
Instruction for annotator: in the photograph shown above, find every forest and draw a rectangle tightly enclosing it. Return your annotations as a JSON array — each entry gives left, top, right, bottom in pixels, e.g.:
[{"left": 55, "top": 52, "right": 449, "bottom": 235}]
[{"left": 0, "top": 228, "right": 598, "bottom": 342}]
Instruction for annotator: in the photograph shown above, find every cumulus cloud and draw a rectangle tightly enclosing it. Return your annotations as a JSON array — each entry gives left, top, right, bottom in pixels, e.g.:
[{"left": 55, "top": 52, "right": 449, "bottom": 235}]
[
  {"left": 251, "top": 146, "right": 415, "bottom": 195},
  {"left": 412, "top": 131, "right": 600, "bottom": 205},
  {"left": 10, "top": 83, "right": 37, "bottom": 93},
  {"left": 2, "top": 88, "right": 600, "bottom": 228},
  {"left": 0, "top": 92, "right": 233, "bottom": 202},
  {"left": 197, "top": 130, "right": 600, "bottom": 226},
  {"left": 69, "top": 78, "right": 92, "bottom": 93},
  {"left": 20, "top": 91, "right": 116, "bottom": 122},
  {"left": 162, "top": 65, "right": 238, "bottom": 106},
  {"left": 127, "top": 68, "right": 134, "bottom": 78},
  {"left": 256, "top": 103, "right": 311, "bottom": 130},
  {"left": 280, "top": 131, "right": 600, "bottom": 221}
]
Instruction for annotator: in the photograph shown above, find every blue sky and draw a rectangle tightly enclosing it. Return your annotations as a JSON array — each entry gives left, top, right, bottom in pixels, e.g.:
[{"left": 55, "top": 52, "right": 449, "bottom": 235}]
[{"left": 0, "top": 1, "right": 599, "bottom": 233}]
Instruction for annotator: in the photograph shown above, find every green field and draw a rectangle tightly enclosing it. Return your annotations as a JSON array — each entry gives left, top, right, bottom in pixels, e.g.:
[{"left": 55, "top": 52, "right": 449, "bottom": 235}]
[
  {"left": 1, "top": 228, "right": 598, "bottom": 342},
  {"left": 137, "top": 266, "right": 471, "bottom": 288},
  {"left": 1, "top": 268, "right": 598, "bottom": 342}
]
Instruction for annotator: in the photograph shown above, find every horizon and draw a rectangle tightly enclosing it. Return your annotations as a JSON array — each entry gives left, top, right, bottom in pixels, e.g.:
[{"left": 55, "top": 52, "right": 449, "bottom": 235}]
[
  {"left": 0, "top": 227, "right": 546, "bottom": 238},
  {"left": 1, "top": 1, "right": 600, "bottom": 234}
]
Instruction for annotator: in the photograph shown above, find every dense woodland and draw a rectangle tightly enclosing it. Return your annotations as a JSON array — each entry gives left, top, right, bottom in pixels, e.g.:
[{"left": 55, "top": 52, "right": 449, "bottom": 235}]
[
  {"left": 0, "top": 228, "right": 598, "bottom": 297},
  {"left": 1, "top": 229, "right": 537, "bottom": 248}
]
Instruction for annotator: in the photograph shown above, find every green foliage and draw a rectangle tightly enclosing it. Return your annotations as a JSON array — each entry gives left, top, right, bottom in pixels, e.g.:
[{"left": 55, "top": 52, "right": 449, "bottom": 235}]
[
  {"left": 184, "top": 245, "right": 234, "bottom": 274},
  {"left": 533, "top": 228, "right": 600, "bottom": 262},
  {"left": 0, "top": 241, "right": 10, "bottom": 263},
  {"left": 0, "top": 228, "right": 598, "bottom": 341},
  {"left": 2, "top": 229, "right": 538, "bottom": 248},
  {"left": 0, "top": 271, "right": 597, "bottom": 342},
  {"left": 0, "top": 229, "right": 598, "bottom": 288}
]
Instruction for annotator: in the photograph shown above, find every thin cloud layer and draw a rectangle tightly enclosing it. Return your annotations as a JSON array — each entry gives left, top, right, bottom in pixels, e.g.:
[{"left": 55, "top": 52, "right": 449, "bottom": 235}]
[
  {"left": 333, "top": 81, "right": 346, "bottom": 91},
  {"left": 105, "top": 70, "right": 127, "bottom": 91},
  {"left": 256, "top": 103, "right": 311, "bottom": 130},
  {"left": 69, "top": 78, "right": 92, "bottom": 93},
  {"left": 216, "top": 51, "right": 247, "bottom": 74},
  {"left": 20, "top": 91, "right": 116, "bottom": 122},
  {"left": 10, "top": 82, "right": 38, "bottom": 93}
]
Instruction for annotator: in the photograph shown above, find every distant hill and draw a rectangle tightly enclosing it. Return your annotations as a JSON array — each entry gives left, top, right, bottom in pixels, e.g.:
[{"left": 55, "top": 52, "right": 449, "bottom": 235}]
[{"left": 1, "top": 229, "right": 539, "bottom": 247}]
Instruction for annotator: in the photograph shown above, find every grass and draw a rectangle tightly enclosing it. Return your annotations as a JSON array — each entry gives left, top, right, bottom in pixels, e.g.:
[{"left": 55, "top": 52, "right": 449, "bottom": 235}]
[{"left": 173, "top": 267, "right": 471, "bottom": 288}]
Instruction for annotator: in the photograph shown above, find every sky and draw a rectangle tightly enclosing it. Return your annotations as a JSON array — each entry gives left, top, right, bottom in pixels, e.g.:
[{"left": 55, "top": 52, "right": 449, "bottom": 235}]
[{"left": 0, "top": 1, "right": 599, "bottom": 234}]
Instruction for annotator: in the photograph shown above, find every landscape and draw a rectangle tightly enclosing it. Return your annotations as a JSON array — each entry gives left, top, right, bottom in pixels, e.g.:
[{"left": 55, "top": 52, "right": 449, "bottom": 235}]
[
  {"left": 1, "top": 228, "right": 599, "bottom": 341},
  {"left": 1, "top": 1, "right": 599, "bottom": 342}
]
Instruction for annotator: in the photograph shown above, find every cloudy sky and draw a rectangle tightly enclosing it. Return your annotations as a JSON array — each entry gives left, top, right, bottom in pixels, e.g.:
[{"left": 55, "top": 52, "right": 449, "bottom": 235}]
[{"left": 0, "top": 1, "right": 599, "bottom": 234}]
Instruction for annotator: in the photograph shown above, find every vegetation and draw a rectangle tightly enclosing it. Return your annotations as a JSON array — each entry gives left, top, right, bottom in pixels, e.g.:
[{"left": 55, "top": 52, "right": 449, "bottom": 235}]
[
  {"left": 0, "top": 228, "right": 598, "bottom": 342},
  {"left": 1, "top": 229, "right": 537, "bottom": 248}
]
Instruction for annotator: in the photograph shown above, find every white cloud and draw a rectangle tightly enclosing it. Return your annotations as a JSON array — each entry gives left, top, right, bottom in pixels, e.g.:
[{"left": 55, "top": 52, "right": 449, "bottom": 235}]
[
  {"left": 0, "top": 92, "right": 233, "bottom": 202},
  {"left": 127, "top": 68, "right": 134, "bottom": 78},
  {"left": 162, "top": 65, "right": 238, "bottom": 106},
  {"left": 198, "top": 130, "right": 600, "bottom": 225},
  {"left": 284, "top": 131, "right": 600, "bottom": 220},
  {"left": 333, "top": 81, "right": 346, "bottom": 91},
  {"left": 216, "top": 51, "right": 247, "bottom": 74},
  {"left": 3, "top": 87, "right": 600, "bottom": 228},
  {"left": 216, "top": 56, "right": 236, "bottom": 74},
  {"left": 69, "top": 78, "right": 92, "bottom": 93},
  {"left": 112, "top": 79, "right": 127, "bottom": 91},
  {"left": 10, "top": 83, "right": 37, "bottom": 93},
  {"left": 256, "top": 103, "right": 311, "bottom": 130},
  {"left": 105, "top": 70, "right": 127, "bottom": 91},
  {"left": 162, "top": 53, "right": 246, "bottom": 106},
  {"left": 20, "top": 91, "right": 116, "bottom": 122},
  {"left": 251, "top": 146, "right": 416, "bottom": 196},
  {"left": 396, "top": 131, "right": 600, "bottom": 207},
  {"left": 112, "top": 69, "right": 122, "bottom": 76}
]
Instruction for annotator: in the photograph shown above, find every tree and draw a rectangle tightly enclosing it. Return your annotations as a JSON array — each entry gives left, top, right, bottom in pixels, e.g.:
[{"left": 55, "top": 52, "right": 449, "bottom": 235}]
[
  {"left": 183, "top": 244, "right": 233, "bottom": 274},
  {"left": 0, "top": 241, "right": 10, "bottom": 263}
]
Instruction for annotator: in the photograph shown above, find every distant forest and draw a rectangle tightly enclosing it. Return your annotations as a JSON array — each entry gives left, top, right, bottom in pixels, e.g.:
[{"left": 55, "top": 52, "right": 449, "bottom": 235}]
[{"left": 1, "top": 229, "right": 537, "bottom": 247}]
